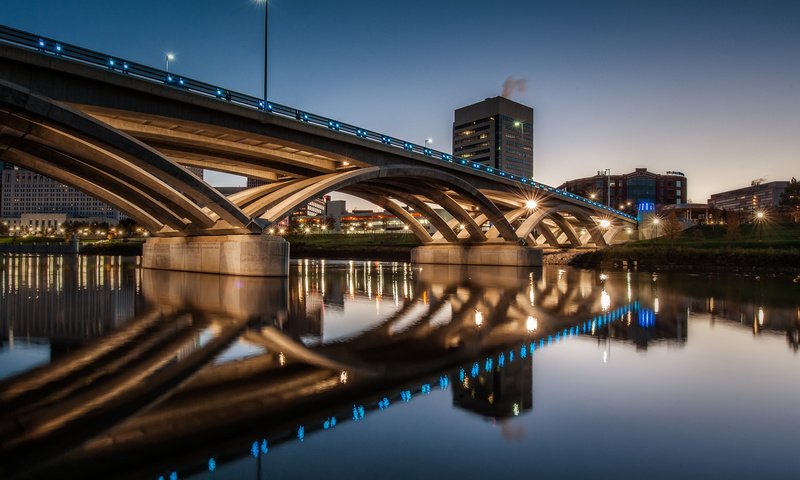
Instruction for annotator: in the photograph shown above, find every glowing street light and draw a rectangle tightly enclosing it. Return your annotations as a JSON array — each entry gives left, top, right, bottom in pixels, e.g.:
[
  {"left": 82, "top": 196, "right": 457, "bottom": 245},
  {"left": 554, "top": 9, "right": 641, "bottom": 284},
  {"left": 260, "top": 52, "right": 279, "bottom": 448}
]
[
  {"left": 526, "top": 315, "right": 538, "bottom": 332},
  {"left": 424, "top": 138, "right": 433, "bottom": 148},
  {"left": 652, "top": 217, "right": 661, "bottom": 237},
  {"left": 165, "top": 53, "right": 175, "bottom": 72},
  {"left": 755, "top": 210, "right": 765, "bottom": 241}
]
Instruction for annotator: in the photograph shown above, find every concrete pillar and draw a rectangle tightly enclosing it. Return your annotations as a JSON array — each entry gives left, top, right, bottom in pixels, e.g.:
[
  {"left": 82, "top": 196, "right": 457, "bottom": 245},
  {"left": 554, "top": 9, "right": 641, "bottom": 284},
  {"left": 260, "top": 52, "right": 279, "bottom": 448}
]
[
  {"left": 142, "top": 235, "right": 289, "bottom": 276},
  {"left": 411, "top": 243, "right": 542, "bottom": 267}
]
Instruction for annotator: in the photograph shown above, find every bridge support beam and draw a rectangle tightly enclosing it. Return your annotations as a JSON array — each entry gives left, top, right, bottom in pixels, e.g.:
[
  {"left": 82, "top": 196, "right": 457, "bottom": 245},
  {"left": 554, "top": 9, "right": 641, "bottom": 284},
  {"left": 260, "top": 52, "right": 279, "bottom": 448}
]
[
  {"left": 142, "top": 235, "right": 289, "bottom": 276},
  {"left": 411, "top": 243, "right": 542, "bottom": 267}
]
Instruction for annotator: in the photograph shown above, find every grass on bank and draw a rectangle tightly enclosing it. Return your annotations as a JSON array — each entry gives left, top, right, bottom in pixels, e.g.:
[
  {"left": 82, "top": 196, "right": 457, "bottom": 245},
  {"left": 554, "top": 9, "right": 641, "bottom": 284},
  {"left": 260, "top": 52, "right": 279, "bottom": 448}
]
[{"left": 573, "top": 222, "right": 800, "bottom": 269}]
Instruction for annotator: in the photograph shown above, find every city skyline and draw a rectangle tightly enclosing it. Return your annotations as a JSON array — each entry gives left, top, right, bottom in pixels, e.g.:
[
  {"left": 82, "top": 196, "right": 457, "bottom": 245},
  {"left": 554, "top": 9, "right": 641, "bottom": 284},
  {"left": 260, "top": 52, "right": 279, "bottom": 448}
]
[{"left": 3, "top": 0, "right": 798, "bottom": 205}]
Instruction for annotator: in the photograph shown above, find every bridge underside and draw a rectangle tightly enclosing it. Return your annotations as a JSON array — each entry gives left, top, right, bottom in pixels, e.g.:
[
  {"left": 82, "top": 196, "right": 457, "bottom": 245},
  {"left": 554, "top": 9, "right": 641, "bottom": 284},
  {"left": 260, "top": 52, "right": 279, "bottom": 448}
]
[{"left": 0, "top": 61, "right": 636, "bottom": 275}]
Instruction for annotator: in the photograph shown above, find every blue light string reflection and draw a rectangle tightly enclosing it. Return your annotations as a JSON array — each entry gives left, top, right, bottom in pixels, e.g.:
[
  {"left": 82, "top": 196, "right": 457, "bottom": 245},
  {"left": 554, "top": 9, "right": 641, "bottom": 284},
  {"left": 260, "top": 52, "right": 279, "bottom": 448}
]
[{"left": 155, "top": 302, "right": 638, "bottom": 479}]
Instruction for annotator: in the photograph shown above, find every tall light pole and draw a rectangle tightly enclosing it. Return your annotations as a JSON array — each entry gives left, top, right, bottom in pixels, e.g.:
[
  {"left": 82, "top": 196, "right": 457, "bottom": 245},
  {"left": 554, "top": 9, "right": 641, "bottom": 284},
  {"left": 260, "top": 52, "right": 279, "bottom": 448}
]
[
  {"left": 424, "top": 138, "right": 433, "bottom": 149},
  {"left": 514, "top": 120, "right": 530, "bottom": 178},
  {"left": 257, "top": 0, "right": 269, "bottom": 101},
  {"left": 165, "top": 53, "right": 175, "bottom": 72},
  {"left": 602, "top": 168, "right": 611, "bottom": 207}
]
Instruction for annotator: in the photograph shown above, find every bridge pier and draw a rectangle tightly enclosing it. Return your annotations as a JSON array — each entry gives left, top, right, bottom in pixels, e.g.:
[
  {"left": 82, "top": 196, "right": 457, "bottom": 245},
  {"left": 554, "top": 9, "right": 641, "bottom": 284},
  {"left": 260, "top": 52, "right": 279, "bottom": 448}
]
[
  {"left": 411, "top": 243, "right": 542, "bottom": 267},
  {"left": 142, "top": 235, "right": 289, "bottom": 276}
]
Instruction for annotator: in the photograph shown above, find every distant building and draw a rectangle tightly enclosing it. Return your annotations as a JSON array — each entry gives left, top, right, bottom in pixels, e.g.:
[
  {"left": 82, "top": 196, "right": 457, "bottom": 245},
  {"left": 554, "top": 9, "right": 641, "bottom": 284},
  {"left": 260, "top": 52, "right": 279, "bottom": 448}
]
[
  {"left": 558, "top": 168, "right": 687, "bottom": 213},
  {"left": 453, "top": 96, "right": 534, "bottom": 178},
  {"left": 708, "top": 181, "right": 789, "bottom": 214},
  {"left": 1, "top": 166, "right": 122, "bottom": 223}
]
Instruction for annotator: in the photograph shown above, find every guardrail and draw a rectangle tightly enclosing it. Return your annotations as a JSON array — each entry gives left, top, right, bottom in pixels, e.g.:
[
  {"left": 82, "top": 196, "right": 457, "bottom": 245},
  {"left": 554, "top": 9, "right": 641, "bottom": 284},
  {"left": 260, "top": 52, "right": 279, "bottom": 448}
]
[{"left": 0, "top": 24, "right": 636, "bottom": 221}]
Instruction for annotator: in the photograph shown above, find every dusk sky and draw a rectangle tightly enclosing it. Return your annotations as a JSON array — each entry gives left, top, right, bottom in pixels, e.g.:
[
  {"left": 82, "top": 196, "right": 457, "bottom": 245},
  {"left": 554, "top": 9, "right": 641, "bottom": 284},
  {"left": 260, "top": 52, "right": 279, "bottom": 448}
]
[{"left": 3, "top": 0, "right": 799, "bottom": 205}]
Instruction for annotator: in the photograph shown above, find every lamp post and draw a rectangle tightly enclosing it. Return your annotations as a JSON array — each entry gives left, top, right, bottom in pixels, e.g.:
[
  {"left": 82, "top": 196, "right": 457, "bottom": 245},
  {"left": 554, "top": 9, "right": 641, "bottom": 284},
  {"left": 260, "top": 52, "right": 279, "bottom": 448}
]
[
  {"left": 257, "top": 0, "right": 269, "bottom": 101},
  {"left": 424, "top": 138, "right": 433, "bottom": 149},
  {"left": 652, "top": 217, "right": 660, "bottom": 238},
  {"left": 165, "top": 53, "right": 175, "bottom": 72},
  {"left": 603, "top": 168, "right": 611, "bottom": 207},
  {"left": 755, "top": 210, "right": 765, "bottom": 241}
]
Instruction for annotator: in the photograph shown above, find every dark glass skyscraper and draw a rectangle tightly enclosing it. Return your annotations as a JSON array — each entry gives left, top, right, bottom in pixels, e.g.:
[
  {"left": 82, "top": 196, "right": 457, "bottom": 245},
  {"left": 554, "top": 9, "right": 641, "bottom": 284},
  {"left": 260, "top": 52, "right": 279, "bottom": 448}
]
[{"left": 452, "top": 96, "right": 534, "bottom": 178}]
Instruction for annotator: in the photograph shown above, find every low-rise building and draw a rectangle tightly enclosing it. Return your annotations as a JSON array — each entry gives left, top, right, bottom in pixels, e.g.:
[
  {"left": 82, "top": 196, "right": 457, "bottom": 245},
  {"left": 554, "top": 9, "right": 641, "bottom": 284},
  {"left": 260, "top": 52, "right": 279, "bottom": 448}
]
[
  {"left": 708, "top": 181, "right": 789, "bottom": 215},
  {"left": 558, "top": 168, "right": 687, "bottom": 214}
]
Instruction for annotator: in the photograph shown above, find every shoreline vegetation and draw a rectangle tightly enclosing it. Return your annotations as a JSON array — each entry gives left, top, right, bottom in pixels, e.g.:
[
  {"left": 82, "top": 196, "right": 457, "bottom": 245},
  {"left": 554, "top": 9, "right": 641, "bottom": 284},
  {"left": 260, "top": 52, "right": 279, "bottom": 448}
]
[{"left": 1, "top": 223, "right": 798, "bottom": 271}]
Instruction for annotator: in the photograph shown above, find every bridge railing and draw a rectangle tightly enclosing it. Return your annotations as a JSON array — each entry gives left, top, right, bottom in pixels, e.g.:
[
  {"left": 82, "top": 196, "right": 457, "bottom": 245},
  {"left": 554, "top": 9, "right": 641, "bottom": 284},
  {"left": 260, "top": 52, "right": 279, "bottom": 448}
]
[{"left": 0, "top": 24, "right": 636, "bottom": 221}]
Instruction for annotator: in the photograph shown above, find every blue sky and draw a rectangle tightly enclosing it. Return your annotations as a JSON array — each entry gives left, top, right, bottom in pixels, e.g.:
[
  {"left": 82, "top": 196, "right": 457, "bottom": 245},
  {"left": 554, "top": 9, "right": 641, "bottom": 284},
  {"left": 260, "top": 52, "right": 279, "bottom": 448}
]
[{"left": 3, "top": 0, "right": 799, "bottom": 204}]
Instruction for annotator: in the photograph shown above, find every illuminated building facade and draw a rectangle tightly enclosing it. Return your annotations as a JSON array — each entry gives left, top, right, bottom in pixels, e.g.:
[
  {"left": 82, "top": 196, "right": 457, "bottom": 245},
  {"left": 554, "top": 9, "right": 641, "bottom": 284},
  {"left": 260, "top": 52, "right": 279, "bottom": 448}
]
[
  {"left": 558, "top": 168, "right": 687, "bottom": 213},
  {"left": 453, "top": 96, "right": 534, "bottom": 178},
  {"left": 708, "top": 181, "right": 789, "bottom": 214}
]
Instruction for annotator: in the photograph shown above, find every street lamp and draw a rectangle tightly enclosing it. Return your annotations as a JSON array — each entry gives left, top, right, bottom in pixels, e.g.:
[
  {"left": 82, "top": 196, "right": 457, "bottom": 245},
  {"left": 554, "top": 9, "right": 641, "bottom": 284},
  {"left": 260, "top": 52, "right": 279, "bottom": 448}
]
[
  {"left": 165, "top": 53, "right": 175, "bottom": 72},
  {"left": 424, "top": 138, "right": 433, "bottom": 149},
  {"left": 256, "top": 0, "right": 269, "bottom": 101},
  {"left": 755, "top": 210, "right": 765, "bottom": 241},
  {"left": 602, "top": 168, "right": 611, "bottom": 207},
  {"left": 652, "top": 217, "right": 661, "bottom": 238}
]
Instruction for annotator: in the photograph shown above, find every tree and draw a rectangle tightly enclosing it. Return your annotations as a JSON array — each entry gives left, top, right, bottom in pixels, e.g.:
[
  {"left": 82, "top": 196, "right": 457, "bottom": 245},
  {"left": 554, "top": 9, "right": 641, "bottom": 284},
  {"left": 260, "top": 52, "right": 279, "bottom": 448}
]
[
  {"left": 663, "top": 211, "right": 683, "bottom": 241},
  {"left": 725, "top": 211, "right": 741, "bottom": 241},
  {"left": 779, "top": 177, "right": 800, "bottom": 222}
]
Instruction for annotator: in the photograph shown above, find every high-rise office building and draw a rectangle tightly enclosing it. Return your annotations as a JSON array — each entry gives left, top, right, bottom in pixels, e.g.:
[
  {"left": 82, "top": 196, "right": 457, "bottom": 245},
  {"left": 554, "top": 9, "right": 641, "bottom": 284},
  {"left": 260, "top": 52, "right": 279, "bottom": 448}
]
[{"left": 453, "top": 96, "right": 534, "bottom": 178}]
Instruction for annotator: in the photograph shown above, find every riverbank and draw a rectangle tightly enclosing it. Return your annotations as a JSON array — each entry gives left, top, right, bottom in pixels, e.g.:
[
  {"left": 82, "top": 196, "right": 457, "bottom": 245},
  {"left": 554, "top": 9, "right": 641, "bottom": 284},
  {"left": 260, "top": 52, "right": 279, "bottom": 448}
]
[{"left": 569, "top": 223, "right": 800, "bottom": 272}]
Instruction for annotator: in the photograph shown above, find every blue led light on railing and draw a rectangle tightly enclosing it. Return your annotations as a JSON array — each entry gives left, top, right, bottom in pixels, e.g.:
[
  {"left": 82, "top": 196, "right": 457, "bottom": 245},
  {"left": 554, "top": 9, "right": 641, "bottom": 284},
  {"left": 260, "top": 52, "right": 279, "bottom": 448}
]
[
  {"left": 520, "top": 178, "right": 528, "bottom": 183},
  {"left": 38, "top": 38, "right": 45, "bottom": 47},
  {"left": 442, "top": 154, "right": 451, "bottom": 161},
  {"left": 499, "top": 171, "right": 507, "bottom": 176},
  {"left": 423, "top": 148, "right": 432, "bottom": 156},
  {"left": 487, "top": 167, "right": 494, "bottom": 173},
  {"left": 55, "top": 43, "right": 62, "bottom": 52},
  {"left": 108, "top": 58, "right": 115, "bottom": 67},
  {"left": 498, "top": 352, "right": 505, "bottom": 367},
  {"left": 520, "top": 345, "right": 527, "bottom": 358},
  {"left": 459, "top": 159, "right": 467, "bottom": 165},
  {"left": 251, "top": 441, "right": 259, "bottom": 458},
  {"left": 208, "top": 458, "right": 216, "bottom": 472},
  {"left": 378, "top": 397, "right": 391, "bottom": 410},
  {"left": 484, "top": 358, "right": 493, "bottom": 372},
  {"left": 258, "top": 100, "right": 265, "bottom": 109},
  {"left": 261, "top": 439, "right": 269, "bottom": 454},
  {"left": 421, "top": 383, "right": 432, "bottom": 394},
  {"left": 169, "top": 472, "right": 178, "bottom": 480},
  {"left": 439, "top": 375, "right": 449, "bottom": 389},
  {"left": 403, "top": 142, "right": 413, "bottom": 151},
  {"left": 297, "top": 425, "right": 305, "bottom": 442},
  {"left": 459, "top": 367, "right": 465, "bottom": 381},
  {"left": 509, "top": 350, "right": 514, "bottom": 362},
  {"left": 166, "top": 74, "right": 173, "bottom": 82},
  {"left": 381, "top": 136, "right": 391, "bottom": 144},
  {"left": 401, "top": 390, "right": 412, "bottom": 402},
  {"left": 122, "top": 62, "right": 128, "bottom": 70},
  {"left": 471, "top": 362, "right": 479, "bottom": 378}
]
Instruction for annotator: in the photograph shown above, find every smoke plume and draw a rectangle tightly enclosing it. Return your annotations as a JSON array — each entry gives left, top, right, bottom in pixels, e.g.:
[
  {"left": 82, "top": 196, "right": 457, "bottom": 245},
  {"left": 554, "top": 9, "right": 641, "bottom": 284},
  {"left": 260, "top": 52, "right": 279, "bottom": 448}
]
[{"left": 501, "top": 76, "right": 527, "bottom": 99}]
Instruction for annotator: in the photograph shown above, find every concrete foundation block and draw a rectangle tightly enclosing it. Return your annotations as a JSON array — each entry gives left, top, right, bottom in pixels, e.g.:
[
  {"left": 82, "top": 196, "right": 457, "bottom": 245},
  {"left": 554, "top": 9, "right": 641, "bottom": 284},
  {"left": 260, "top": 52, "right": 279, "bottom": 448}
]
[
  {"left": 411, "top": 243, "right": 542, "bottom": 267},
  {"left": 142, "top": 235, "right": 289, "bottom": 276}
]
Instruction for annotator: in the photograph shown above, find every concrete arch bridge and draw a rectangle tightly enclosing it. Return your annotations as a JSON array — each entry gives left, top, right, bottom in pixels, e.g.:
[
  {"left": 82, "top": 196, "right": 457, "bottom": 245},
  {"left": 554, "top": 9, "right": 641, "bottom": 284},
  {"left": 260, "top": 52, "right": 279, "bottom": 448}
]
[{"left": 0, "top": 25, "right": 637, "bottom": 275}]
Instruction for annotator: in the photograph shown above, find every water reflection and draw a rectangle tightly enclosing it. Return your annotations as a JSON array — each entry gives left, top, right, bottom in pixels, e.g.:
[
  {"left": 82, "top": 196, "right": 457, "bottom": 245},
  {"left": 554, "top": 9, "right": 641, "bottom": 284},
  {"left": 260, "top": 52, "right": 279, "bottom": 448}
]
[{"left": 0, "top": 257, "right": 798, "bottom": 479}]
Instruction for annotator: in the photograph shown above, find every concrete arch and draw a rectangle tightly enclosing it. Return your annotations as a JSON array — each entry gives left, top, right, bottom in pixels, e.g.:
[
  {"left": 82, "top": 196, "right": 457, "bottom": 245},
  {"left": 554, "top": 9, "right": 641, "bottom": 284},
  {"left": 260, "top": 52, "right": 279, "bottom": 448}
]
[
  {"left": 343, "top": 187, "right": 433, "bottom": 243},
  {"left": 515, "top": 204, "right": 608, "bottom": 247},
  {"left": 357, "top": 183, "right": 459, "bottom": 243},
  {"left": 373, "top": 180, "right": 482, "bottom": 242},
  {"left": 240, "top": 166, "right": 519, "bottom": 243},
  {"left": 0, "top": 80, "right": 257, "bottom": 233}
]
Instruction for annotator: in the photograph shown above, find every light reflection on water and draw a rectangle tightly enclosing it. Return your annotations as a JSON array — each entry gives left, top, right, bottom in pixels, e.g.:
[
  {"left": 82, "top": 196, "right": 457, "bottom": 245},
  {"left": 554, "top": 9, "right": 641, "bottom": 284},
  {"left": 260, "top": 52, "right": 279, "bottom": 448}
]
[{"left": 0, "top": 255, "right": 798, "bottom": 480}]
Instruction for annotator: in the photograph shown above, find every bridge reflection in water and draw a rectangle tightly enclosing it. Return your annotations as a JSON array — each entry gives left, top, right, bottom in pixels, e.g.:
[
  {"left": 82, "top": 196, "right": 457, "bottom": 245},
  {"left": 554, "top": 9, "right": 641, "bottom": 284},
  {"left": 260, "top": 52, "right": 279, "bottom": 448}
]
[{"left": 0, "top": 258, "right": 798, "bottom": 479}]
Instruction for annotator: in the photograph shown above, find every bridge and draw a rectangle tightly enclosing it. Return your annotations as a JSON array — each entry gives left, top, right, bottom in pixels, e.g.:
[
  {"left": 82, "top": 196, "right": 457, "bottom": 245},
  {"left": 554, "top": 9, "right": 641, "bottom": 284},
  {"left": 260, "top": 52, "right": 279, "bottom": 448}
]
[{"left": 0, "top": 25, "right": 637, "bottom": 275}]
